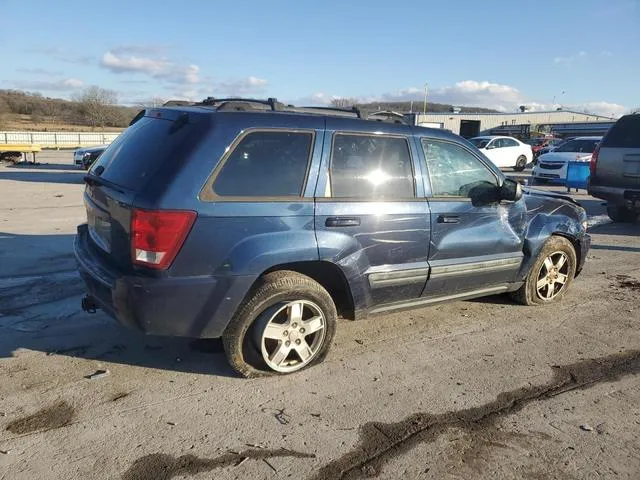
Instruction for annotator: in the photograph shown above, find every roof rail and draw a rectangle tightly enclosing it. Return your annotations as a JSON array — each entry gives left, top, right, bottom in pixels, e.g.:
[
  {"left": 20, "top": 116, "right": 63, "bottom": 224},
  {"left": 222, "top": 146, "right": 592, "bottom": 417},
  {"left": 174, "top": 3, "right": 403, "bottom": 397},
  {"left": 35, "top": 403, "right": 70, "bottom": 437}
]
[
  {"left": 296, "top": 105, "right": 361, "bottom": 119},
  {"left": 191, "top": 97, "right": 363, "bottom": 119},
  {"left": 367, "top": 111, "right": 409, "bottom": 125},
  {"left": 163, "top": 100, "right": 195, "bottom": 106},
  {"left": 197, "top": 97, "right": 280, "bottom": 111}
]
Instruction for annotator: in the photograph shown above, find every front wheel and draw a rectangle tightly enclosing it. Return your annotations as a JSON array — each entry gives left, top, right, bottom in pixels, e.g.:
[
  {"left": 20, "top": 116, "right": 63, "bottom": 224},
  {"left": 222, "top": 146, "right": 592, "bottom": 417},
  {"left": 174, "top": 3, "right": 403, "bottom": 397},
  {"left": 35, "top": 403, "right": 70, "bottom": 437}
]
[
  {"left": 222, "top": 271, "right": 337, "bottom": 377},
  {"left": 514, "top": 155, "right": 527, "bottom": 172},
  {"left": 607, "top": 205, "right": 636, "bottom": 223},
  {"left": 510, "top": 236, "right": 577, "bottom": 306}
]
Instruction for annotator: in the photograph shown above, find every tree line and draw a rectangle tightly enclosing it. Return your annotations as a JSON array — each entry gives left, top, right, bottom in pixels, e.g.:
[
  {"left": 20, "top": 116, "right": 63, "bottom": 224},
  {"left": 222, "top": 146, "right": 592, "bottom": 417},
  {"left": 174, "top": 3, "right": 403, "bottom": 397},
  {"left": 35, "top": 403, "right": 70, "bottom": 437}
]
[
  {"left": 330, "top": 97, "right": 499, "bottom": 116},
  {"left": 0, "top": 87, "right": 140, "bottom": 130}
]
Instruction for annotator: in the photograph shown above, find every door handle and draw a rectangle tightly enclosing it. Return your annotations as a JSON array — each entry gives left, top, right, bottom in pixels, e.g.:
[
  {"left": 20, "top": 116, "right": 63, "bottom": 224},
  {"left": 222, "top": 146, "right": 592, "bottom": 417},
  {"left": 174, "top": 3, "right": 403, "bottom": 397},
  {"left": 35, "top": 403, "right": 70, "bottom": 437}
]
[
  {"left": 437, "top": 215, "right": 460, "bottom": 224},
  {"left": 325, "top": 217, "right": 361, "bottom": 227}
]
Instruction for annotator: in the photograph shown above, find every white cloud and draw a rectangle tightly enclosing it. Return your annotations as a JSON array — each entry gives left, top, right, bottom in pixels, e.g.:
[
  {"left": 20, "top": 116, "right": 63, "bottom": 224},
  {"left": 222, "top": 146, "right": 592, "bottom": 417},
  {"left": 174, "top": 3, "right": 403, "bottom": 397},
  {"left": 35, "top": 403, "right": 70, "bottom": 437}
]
[
  {"left": 111, "top": 44, "right": 172, "bottom": 56},
  {"left": 100, "top": 51, "right": 200, "bottom": 84},
  {"left": 216, "top": 76, "right": 268, "bottom": 95},
  {"left": 298, "top": 80, "right": 627, "bottom": 118},
  {"left": 12, "top": 78, "right": 84, "bottom": 92},
  {"left": 553, "top": 50, "right": 588, "bottom": 65},
  {"left": 101, "top": 51, "right": 171, "bottom": 76}
]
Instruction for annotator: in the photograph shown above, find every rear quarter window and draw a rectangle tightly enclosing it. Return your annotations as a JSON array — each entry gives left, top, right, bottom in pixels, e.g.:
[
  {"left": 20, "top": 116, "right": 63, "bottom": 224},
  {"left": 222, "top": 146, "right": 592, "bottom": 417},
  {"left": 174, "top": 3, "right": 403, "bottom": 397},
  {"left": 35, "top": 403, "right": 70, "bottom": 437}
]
[
  {"left": 210, "top": 130, "right": 314, "bottom": 198},
  {"left": 602, "top": 115, "right": 640, "bottom": 148},
  {"left": 91, "top": 116, "right": 208, "bottom": 190}
]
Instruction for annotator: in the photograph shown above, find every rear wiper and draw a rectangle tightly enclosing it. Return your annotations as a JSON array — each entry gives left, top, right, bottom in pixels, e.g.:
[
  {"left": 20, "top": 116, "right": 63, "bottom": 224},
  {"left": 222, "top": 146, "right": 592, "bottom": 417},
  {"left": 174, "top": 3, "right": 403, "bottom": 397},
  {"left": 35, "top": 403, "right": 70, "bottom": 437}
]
[{"left": 83, "top": 173, "right": 125, "bottom": 194}]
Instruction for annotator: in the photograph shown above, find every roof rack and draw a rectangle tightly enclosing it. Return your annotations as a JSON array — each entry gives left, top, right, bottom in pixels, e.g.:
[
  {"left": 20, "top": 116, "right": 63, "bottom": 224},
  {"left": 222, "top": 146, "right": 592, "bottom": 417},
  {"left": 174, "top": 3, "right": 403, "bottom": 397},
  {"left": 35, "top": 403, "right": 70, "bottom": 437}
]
[
  {"left": 192, "top": 97, "right": 362, "bottom": 119},
  {"left": 197, "top": 97, "right": 281, "bottom": 111},
  {"left": 367, "top": 111, "right": 409, "bottom": 125},
  {"left": 295, "top": 105, "right": 361, "bottom": 119}
]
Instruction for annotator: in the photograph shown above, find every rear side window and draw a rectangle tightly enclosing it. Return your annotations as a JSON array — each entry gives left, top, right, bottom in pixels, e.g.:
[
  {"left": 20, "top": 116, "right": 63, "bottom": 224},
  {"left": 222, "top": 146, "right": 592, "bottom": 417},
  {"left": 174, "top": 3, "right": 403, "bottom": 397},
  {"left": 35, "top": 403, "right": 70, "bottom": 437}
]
[
  {"left": 330, "top": 134, "right": 415, "bottom": 198},
  {"left": 602, "top": 115, "right": 640, "bottom": 148},
  {"left": 91, "top": 116, "right": 207, "bottom": 190},
  {"left": 212, "top": 130, "right": 313, "bottom": 197}
]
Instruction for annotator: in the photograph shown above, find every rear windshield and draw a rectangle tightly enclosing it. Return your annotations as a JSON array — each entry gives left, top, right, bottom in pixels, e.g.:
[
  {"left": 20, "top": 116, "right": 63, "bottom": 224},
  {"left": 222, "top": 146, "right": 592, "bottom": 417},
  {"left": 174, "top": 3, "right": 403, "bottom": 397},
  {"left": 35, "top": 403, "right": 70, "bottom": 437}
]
[
  {"left": 554, "top": 139, "right": 599, "bottom": 153},
  {"left": 602, "top": 115, "right": 640, "bottom": 148},
  {"left": 90, "top": 116, "right": 207, "bottom": 190},
  {"left": 470, "top": 138, "right": 491, "bottom": 148}
]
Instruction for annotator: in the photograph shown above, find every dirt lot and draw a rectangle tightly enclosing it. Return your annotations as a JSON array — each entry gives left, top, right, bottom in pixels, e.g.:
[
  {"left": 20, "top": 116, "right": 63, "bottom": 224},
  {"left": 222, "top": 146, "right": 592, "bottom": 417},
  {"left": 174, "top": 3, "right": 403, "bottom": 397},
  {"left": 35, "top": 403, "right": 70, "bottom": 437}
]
[{"left": 1, "top": 152, "right": 639, "bottom": 480}]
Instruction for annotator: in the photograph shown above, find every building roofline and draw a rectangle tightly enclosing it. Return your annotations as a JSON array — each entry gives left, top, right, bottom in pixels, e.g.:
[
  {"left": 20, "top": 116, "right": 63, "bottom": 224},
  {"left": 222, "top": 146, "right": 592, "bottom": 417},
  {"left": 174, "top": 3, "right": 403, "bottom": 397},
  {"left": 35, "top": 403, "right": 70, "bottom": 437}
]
[{"left": 414, "top": 110, "right": 614, "bottom": 119}]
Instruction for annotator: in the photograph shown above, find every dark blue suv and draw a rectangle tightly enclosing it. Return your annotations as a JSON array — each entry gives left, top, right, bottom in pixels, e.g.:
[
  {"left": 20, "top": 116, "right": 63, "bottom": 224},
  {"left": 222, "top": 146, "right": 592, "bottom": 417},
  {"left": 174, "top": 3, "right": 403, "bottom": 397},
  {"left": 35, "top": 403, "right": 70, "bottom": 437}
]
[{"left": 75, "top": 98, "right": 591, "bottom": 377}]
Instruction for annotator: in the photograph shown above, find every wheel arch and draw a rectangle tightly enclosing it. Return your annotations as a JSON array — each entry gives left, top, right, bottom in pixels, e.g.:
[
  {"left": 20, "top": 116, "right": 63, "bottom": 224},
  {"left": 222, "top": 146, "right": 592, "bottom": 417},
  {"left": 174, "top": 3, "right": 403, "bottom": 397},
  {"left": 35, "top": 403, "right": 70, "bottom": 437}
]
[{"left": 261, "top": 261, "right": 356, "bottom": 320}]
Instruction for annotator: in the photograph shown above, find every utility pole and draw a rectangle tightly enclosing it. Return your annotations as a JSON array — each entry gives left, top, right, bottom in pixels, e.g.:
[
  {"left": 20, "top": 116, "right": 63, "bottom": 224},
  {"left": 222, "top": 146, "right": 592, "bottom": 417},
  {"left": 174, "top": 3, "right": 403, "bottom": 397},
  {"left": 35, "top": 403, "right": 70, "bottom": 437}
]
[{"left": 423, "top": 83, "right": 428, "bottom": 115}]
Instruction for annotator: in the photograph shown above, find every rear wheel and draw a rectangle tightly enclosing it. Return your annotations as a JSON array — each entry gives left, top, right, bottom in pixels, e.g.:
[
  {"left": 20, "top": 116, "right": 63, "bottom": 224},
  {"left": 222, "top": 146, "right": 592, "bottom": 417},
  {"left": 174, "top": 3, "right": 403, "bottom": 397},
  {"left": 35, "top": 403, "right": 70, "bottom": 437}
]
[
  {"left": 606, "top": 204, "right": 636, "bottom": 223},
  {"left": 511, "top": 236, "right": 576, "bottom": 306},
  {"left": 222, "top": 271, "right": 337, "bottom": 378},
  {"left": 514, "top": 155, "right": 527, "bottom": 172}
]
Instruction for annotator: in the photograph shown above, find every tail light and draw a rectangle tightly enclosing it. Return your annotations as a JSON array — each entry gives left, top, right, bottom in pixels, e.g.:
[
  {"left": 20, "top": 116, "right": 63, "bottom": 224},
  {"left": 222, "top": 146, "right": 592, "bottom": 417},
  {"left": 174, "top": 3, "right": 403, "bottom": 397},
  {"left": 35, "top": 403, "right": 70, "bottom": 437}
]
[
  {"left": 590, "top": 143, "right": 600, "bottom": 177},
  {"left": 131, "top": 209, "right": 196, "bottom": 270}
]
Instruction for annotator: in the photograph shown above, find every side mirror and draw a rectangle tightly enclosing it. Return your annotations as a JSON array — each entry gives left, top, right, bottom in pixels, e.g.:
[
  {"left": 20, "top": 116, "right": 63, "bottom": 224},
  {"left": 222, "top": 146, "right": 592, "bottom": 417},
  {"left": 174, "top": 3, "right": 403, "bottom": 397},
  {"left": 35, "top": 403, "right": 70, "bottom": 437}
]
[
  {"left": 500, "top": 178, "right": 523, "bottom": 202},
  {"left": 485, "top": 144, "right": 495, "bottom": 150}
]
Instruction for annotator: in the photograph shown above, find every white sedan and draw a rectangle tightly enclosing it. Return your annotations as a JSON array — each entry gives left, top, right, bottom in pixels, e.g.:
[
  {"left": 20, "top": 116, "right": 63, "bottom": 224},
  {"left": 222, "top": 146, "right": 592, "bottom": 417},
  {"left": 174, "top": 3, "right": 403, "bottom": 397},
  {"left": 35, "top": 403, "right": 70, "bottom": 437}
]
[
  {"left": 470, "top": 136, "right": 533, "bottom": 171},
  {"left": 532, "top": 136, "right": 602, "bottom": 184}
]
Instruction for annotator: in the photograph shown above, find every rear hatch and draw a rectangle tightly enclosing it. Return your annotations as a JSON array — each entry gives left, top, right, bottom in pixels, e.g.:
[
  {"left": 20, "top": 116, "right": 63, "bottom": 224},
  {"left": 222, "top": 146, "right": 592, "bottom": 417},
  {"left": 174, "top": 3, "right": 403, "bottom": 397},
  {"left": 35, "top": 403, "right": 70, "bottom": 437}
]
[
  {"left": 594, "top": 115, "right": 640, "bottom": 188},
  {"left": 83, "top": 108, "right": 210, "bottom": 271}
]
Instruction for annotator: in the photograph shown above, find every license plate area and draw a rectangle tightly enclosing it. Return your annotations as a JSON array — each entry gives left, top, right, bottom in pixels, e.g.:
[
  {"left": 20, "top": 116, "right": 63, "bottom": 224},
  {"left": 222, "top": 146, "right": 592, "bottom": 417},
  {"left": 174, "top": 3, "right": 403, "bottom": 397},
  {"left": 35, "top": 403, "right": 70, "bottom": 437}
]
[{"left": 86, "top": 202, "right": 112, "bottom": 253}]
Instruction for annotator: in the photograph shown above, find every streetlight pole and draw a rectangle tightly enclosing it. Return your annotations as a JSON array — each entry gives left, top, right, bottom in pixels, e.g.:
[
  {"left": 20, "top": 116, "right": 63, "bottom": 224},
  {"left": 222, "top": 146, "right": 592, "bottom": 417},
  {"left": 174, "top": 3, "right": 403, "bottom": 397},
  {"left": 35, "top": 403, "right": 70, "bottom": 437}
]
[{"left": 423, "top": 83, "right": 428, "bottom": 115}]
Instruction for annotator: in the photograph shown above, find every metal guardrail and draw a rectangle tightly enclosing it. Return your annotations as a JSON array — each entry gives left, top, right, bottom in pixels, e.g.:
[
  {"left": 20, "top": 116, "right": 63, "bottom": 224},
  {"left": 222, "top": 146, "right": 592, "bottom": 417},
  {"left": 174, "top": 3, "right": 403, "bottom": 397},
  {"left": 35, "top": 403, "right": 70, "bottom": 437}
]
[{"left": 0, "top": 131, "right": 122, "bottom": 148}]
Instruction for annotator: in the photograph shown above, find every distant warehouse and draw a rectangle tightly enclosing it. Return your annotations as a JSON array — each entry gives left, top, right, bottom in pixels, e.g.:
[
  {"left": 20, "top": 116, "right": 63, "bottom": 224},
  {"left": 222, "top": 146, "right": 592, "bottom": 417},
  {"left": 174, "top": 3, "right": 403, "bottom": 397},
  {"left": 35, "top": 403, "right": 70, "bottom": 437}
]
[{"left": 405, "top": 110, "right": 615, "bottom": 139}]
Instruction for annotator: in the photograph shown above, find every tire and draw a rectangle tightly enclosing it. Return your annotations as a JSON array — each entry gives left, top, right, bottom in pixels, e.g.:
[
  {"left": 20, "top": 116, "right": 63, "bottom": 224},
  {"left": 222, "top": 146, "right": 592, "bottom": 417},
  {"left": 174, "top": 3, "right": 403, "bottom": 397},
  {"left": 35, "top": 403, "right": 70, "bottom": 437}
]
[
  {"left": 514, "top": 155, "right": 527, "bottom": 172},
  {"left": 222, "top": 271, "right": 337, "bottom": 378},
  {"left": 510, "top": 236, "right": 577, "bottom": 306},
  {"left": 606, "top": 205, "right": 635, "bottom": 223}
]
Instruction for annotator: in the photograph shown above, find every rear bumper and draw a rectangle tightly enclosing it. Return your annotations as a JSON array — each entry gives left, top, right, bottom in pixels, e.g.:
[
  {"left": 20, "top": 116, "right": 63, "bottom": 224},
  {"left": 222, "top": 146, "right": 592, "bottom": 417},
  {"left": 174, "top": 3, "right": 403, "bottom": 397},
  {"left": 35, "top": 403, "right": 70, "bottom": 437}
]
[
  {"left": 74, "top": 224, "right": 255, "bottom": 338},
  {"left": 588, "top": 184, "right": 640, "bottom": 210}
]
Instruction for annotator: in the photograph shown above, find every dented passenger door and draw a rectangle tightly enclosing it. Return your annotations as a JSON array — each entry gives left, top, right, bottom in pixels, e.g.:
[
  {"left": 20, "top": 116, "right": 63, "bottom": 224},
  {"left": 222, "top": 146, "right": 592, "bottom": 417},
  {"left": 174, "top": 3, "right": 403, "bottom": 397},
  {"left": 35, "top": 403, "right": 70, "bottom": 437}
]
[{"left": 418, "top": 138, "right": 526, "bottom": 298}]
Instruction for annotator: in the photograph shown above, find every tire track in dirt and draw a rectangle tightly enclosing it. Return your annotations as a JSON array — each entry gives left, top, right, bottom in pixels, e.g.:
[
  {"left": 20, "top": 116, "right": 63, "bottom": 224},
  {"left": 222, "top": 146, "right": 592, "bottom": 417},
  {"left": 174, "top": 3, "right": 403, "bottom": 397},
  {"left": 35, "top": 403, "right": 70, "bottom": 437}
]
[{"left": 311, "top": 349, "right": 640, "bottom": 479}]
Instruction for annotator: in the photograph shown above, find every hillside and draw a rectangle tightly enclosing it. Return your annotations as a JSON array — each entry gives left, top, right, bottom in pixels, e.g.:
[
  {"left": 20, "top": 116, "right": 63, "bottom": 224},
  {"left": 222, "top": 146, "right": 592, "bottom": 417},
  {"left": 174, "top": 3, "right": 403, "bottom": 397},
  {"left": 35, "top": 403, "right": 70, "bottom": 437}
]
[
  {"left": 354, "top": 101, "right": 499, "bottom": 116},
  {"left": 0, "top": 89, "right": 501, "bottom": 132},
  {"left": 0, "top": 89, "right": 139, "bottom": 131}
]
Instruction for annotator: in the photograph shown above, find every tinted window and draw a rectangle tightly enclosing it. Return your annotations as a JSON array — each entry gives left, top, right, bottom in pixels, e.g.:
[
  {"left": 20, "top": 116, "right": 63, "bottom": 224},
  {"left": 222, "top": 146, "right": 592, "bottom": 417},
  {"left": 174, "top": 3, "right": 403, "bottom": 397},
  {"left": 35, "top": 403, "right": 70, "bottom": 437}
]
[
  {"left": 555, "top": 139, "right": 599, "bottom": 153},
  {"left": 470, "top": 138, "right": 491, "bottom": 148},
  {"left": 602, "top": 115, "right": 640, "bottom": 148},
  {"left": 330, "top": 134, "right": 414, "bottom": 198},
  {"left": 422, "top": 139, "right": 497, "bottom": 197},
  {"left": 212, "top": 131, "right": 313, "bottom": 197},
  {"left": 92, "top": 117, "right": 208, "bottom": 190},
  {"left": 492, "top": 139, "right": 505, "bottom": 148},
  {"left": 504, "top": 138, "right": 519, "bottom": 147}
]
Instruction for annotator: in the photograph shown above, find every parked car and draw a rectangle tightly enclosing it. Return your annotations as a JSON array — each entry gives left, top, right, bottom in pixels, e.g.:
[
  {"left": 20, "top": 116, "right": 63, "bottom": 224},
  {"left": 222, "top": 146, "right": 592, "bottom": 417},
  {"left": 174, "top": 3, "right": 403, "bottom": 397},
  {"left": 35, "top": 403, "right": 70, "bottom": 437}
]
[
  {"left": 532, "top": 136, "right": 602, "bottom": 185},
  {"left": 589, "top": 114, "right": 640, "bottom": 222},
  {"left": 536, "top": 138, "right": 571, "bottom": 160},
  {"left": 528, "top": 137, "right": 562, "bottom": 160},
  {"left": 469, "top": 136, "right": 533, "bottom": 171},
  {"left": 74, "top": 145, "right": 109, "bottom": 170},
  {"left": 75, "top": 98, "right": 590, "bottom": 377}
]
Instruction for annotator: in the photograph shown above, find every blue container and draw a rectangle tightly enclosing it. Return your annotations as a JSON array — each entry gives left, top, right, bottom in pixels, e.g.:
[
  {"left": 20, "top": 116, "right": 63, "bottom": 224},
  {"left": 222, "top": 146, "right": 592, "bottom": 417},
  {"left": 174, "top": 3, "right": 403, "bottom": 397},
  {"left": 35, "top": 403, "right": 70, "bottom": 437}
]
[{"left": 566, "top": 161, "right": 590, "bottom": 189}]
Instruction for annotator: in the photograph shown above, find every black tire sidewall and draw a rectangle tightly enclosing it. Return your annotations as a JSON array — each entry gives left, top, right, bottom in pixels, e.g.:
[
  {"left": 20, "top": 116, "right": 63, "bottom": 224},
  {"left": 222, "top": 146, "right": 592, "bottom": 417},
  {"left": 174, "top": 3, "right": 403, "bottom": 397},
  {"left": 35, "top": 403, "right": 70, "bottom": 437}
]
[
  {"left": 525, "top": 237, "right": 577, "bottom": 305},
  {"left": 222, "top": 272, "right": 337, "bottom": 377},
  {"left": 515, "top": 155, "right": 527, "bottom": 171}
]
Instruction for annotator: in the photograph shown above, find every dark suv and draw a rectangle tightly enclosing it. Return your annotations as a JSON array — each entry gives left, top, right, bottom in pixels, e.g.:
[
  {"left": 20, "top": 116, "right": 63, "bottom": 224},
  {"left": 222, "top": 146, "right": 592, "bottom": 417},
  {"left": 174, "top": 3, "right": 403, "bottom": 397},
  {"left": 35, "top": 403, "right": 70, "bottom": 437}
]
[
  {"left": 75, "top": 98, "right": 590, "bottom": 377},
  {"left": 589, "top": 113, "right": 640, "bottom": 222}
]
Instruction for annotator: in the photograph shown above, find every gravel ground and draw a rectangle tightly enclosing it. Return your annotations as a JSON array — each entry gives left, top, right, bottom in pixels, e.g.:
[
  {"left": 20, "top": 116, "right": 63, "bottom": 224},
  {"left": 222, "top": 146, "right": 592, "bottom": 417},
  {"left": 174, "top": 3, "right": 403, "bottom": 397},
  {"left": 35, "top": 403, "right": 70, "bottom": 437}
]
[{"left": 0, "top": 152, "right": 639, "bottom": 480}]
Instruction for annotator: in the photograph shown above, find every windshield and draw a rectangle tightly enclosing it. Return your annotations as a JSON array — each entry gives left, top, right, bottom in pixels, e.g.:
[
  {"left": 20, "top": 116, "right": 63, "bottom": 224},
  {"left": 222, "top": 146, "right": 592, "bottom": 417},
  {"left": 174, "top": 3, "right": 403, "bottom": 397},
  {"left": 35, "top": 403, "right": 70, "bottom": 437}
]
[
  {"left": 554, "top": 139, "right": 599, "bottom": 153},
  {"left": 470, "top": 138, "right": 491, "bottom": 149}
]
